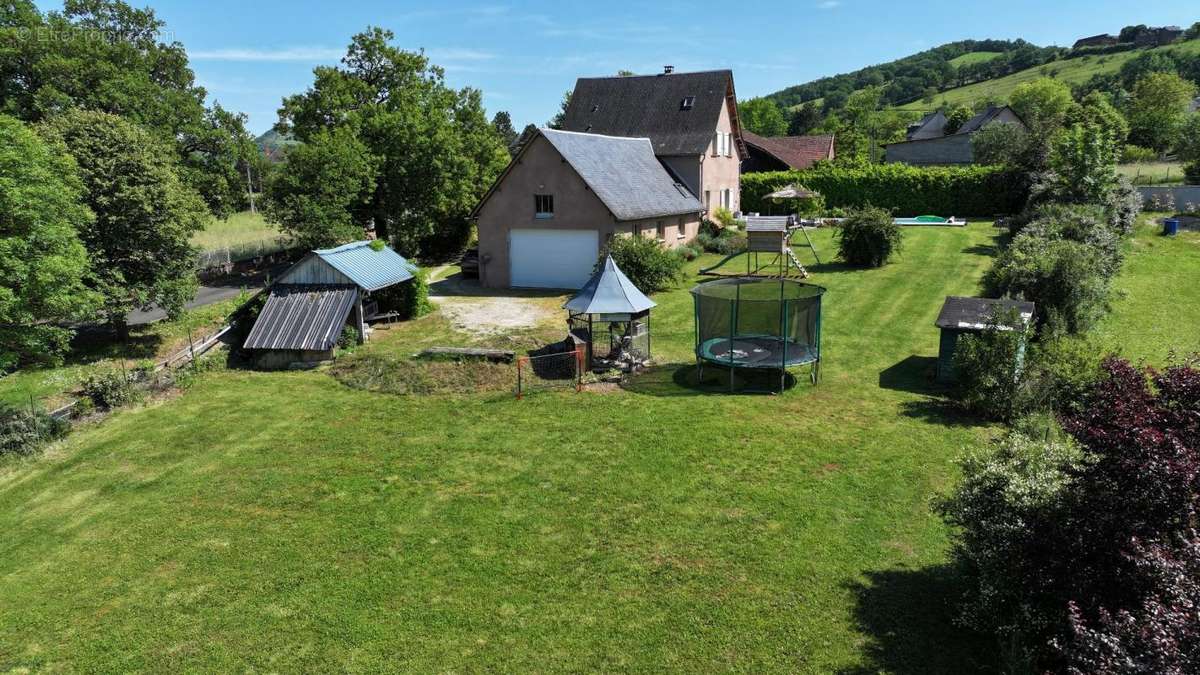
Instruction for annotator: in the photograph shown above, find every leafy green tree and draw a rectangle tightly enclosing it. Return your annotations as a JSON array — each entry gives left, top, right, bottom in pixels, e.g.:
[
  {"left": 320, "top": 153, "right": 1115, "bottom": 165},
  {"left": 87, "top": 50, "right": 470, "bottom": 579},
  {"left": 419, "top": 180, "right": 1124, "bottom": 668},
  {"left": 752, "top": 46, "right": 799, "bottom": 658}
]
[
  {"left": 40, "top": 110, "right": 207, "bottom": 331},
  {"left": 1009, "top": 78, "right": 1075, "bottom": 138},
  {"left": 0, "top": 115, "right": 97, "bottom": 368},
  {"left": 547, "top": 90, "right": 571, "bottom": 129},
  {"left": 943, "top": 104, "right": 975, "bottom": 134},
  {"left": 1068, "top": 91, "right": 1129, "bottom": 145},
  {"left": 263, "top": 127, "right": 377, "bottom": 250},
  {"left": 1049, "top": 124, "right": 1119, "bottom": 204},
  {"left": 787, "top": 102, "right": 821, "bottom": 136},
  {"left": 277, "top": 28, "right": 510, "bottom": 256},
  {"left": 0, "top": 0, "right": 253, "bottom": 217},
  {"left": 738, "top": 97, "right": 787, "bottom": 136},
  {"left": 490, "top": 111, "right": 518, "bottom": 154},
  {"left": 1179, "top": 113, "right": 1200, "bottom": 183},
  {"left": 1127, "top": 72, "right": 1197, "bottom": 153},
  {"left": 972, "top": 123, "right": 1032, "bottom": 167}
]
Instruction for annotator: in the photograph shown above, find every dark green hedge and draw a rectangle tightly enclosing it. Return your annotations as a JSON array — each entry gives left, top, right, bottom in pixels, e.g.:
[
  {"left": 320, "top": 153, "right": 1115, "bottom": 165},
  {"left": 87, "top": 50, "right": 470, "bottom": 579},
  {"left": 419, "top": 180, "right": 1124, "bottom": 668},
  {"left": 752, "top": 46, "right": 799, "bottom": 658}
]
[{"left": 741, "top": 165, "right": 1027, "bottom": 217}]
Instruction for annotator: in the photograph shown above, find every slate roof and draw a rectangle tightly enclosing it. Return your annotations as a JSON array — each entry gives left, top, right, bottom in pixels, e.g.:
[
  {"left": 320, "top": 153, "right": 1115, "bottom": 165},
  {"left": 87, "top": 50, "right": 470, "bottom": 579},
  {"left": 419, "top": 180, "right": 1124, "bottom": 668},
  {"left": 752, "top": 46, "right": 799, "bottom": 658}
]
[
  {"left": 560, "top": 70, "right": 740, "bottom": 156},
  {"left": 564, "top": 255, "right": 656, "bottom": 315},
  {"left": 956, "top": 106, "right": 1009, "bottom": 135},
  {"left": 541, "top": 129, "right": 703, "bottom": 221},
  {"left": 741, "top": 131, "right": 835, "bottom": 170},
  {"left": 935, "top": 296, "right": 1035, "bottom": 331},
  {"left": 244, "top": 285, "right": 358, "bottom": 351},
  {"left": 312, "top": 241, "right": 417, "bottom": 292}
]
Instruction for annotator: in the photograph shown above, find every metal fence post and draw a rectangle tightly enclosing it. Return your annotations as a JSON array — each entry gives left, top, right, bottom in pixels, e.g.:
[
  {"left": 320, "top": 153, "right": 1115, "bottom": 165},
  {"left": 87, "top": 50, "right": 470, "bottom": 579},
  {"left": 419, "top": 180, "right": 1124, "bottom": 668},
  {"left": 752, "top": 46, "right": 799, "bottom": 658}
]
[{"left": 575, "top": 348, "right": 583, "bottom": 392}]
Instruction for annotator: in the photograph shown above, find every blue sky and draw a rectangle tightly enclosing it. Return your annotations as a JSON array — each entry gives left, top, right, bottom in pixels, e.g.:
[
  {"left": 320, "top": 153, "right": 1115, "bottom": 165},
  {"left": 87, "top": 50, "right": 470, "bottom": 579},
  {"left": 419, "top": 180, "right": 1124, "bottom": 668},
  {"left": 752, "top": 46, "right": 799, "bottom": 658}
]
[{"left": 37, "top": 1, "right": 1197, "bottom": 135}]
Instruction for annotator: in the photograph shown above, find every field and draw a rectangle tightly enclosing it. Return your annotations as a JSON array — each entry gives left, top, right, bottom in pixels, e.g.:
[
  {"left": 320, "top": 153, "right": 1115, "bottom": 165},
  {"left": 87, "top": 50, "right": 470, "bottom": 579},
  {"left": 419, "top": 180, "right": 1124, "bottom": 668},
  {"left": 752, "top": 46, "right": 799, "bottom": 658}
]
[
  {"left": 1, "top": 218, "right": 1196, "bottom": 671},
  {"left": 893, "top": 39, "right": 1200, "bottom": 111},
  {"left": 947, "top": 51, "right": 1001, "bottom": 68},
  {"left": 192, "top": 210, "right": 290, "bottom": 265},
  {"left": 1117, "top": 161, "right": 1188, "bottom": 186}
]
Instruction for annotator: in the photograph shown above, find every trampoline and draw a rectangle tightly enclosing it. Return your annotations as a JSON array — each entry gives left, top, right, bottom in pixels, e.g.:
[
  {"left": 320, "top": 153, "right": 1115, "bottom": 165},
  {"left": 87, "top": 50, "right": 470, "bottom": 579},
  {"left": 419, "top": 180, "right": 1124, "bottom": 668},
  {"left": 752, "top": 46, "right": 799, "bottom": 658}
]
[{"left": 691, "top": 277, "right": 825, "bottom": 392}]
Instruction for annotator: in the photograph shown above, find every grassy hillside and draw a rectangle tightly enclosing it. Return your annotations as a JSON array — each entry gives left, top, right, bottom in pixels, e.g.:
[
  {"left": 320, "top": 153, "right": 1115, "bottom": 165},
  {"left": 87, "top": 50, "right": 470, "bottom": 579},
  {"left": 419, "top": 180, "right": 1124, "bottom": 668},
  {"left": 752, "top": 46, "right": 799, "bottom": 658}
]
[
  {"left": 948, "top": 51, "right": 1001, "bottom": 67},
  {"left": 895, "top": 38, "right": 1200, "bottom": 111}
]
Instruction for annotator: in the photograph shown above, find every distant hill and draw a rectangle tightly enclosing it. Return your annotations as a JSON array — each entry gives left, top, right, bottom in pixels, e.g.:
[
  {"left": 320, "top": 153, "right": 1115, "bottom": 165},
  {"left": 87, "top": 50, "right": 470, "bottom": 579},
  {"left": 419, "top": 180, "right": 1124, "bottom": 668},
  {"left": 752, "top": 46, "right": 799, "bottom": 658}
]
[
  {"left": 765, "top": 28, "right": 1200, "bottom": 117},
  {"left": 255, "top": 129, "right": 297, "bottom": 162}
]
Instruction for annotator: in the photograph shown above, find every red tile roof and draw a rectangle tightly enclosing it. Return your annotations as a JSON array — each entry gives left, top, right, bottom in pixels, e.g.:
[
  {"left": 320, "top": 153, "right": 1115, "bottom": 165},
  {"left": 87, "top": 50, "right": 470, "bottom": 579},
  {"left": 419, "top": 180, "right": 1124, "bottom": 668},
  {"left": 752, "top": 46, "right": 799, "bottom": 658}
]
[{"left": 741, "top": 131, "right": 835, "bottom": 170}]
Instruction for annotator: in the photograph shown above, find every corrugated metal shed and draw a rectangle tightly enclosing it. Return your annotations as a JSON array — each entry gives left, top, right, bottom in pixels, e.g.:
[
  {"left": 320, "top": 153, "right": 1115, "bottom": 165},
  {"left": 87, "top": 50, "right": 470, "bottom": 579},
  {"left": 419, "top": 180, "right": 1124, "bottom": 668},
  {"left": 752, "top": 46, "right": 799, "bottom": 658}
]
[
  {"left": 280, "top": 241, "right": 417, "bottom": 292},
  {"left": 244, "top": 285, "right": 358, "bottom": 351},
  {"left": 564, "top": 255, "right": 656, "bottom": 315}
]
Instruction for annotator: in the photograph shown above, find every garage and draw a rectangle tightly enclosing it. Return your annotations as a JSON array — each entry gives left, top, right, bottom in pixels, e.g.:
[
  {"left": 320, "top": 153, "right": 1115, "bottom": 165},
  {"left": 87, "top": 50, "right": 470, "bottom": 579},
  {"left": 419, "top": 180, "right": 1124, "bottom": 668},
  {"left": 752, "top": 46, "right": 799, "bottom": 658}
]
[{"left": 509, "top": 229, "right": 599, "bottom": 289}]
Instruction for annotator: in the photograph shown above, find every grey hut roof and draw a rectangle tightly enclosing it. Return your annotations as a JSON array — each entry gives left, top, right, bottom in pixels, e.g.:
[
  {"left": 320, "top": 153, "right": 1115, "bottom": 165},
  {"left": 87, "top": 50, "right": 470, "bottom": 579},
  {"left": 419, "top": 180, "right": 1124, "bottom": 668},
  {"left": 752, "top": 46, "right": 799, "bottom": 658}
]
[
  {"left": 244, "top": 285, "right": 358, "bottom": 351},
  {"left": 560, "top": 69, "right": 741, "bottom": 156},
  {"left": 564, "top": 255, "right": 656, "bottom": 315},
  {"left": 956, "top": 106, "right": 1013, "bottom": 134},
  {"left": 311, "top": 241, "right": 417, "bottom": 292},
  {"left": 936, "top": 296, "right": 1035, "bottom": 331},
  {"left": 541, "top": 129, "right": 703, "bottom": 221}
]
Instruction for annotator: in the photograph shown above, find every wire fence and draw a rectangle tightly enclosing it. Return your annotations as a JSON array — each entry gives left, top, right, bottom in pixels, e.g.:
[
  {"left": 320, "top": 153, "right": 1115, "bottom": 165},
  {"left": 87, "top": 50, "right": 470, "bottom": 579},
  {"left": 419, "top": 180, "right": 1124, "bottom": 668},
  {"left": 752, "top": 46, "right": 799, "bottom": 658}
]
[
  {"left": 515, "top": 347, "right": 583, "bottom": 399},
  {"left": 197, "top": 236, "right": 292, "bottom": 270}
]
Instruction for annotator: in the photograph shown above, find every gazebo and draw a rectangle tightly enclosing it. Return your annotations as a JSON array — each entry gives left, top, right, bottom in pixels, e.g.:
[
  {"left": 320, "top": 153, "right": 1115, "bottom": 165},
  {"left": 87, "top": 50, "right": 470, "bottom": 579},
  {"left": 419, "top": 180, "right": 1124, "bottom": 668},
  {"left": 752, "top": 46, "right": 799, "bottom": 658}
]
[{"left": 564, "top": 255, "right": 655, "bottom": 371}]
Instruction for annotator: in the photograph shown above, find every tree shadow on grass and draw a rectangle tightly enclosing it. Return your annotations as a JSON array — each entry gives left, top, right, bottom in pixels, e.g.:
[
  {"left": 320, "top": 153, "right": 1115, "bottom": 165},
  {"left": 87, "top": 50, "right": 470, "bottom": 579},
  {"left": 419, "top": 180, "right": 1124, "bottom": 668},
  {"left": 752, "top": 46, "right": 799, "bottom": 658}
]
[
  {"left": 69, "top": 325, "right": 164, "bottom": 363},
  {"left": 878, "top": 355, "right": 943, "bottom": 395},
  {"left": 898, "top": 398, "right": 982, "bottom": 428},
  {"left": 621, "top": 363, "right": 803, "bottom": 397},
  {"left": 838, "top": 564, "right": 997, "bottom": 675},
  {"left": 962, "top": 243, "right": 999, "bottom": 257}
]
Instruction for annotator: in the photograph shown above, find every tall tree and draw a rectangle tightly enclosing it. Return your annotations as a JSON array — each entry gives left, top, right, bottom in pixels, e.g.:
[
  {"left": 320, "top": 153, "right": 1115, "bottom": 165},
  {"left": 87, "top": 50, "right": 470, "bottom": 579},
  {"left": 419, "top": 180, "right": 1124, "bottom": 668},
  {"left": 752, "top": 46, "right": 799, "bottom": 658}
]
[
  {"left": 490, "top": 111, "right": 518, "bottom": 155},
  {"left": 546, "top": 90, "right": 571, "bottom": 129},
  {"left": 0, "top": 0, "right": 253, "bottom": 217},
  {"left": 787, "top": 102, "right": 821, "bottom": 136},
  {"left": 738, "top": 98, "right": 787, "bottom": 136},
  {"left": 40, "top": 110, "right": 207, "bottom": 331},
  {"left": 0, "top": 115, "right": 97, "bottom": 369},
  {"left": 277, "top": 28, "right": 510, "bottom": 256},
  {"left": 1127, "top": 72, "right": 1197, "bottom": 153},
  {"left": 1009, "top": 77, "right": 1075, "bottom": 169},
  {"left": 263, "top": 127, "right": 377, "bottom": 250}
]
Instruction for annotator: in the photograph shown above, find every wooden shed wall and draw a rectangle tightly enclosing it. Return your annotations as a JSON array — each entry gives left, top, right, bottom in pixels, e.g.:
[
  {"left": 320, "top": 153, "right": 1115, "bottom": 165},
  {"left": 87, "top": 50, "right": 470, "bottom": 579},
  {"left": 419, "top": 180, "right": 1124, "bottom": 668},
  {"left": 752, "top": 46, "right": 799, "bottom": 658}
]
[{"left": 278, "top": 256, "right": 355, "bottom": 286}]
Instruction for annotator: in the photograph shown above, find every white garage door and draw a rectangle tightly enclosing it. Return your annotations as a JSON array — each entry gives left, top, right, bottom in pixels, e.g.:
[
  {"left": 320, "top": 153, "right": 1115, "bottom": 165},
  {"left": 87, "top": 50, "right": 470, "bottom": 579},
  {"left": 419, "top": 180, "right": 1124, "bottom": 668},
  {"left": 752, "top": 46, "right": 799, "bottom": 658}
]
[{"left": 509, "top": 229, "right": 599, "bottom": 289}]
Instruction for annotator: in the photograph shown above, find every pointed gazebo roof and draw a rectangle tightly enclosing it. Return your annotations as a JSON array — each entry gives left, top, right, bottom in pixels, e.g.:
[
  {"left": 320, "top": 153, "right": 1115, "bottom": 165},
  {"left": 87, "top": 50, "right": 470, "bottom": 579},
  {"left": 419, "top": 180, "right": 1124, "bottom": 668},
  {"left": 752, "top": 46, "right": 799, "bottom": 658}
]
[{"left": 564, "top": 255, "right": 656, "bottom": 315}]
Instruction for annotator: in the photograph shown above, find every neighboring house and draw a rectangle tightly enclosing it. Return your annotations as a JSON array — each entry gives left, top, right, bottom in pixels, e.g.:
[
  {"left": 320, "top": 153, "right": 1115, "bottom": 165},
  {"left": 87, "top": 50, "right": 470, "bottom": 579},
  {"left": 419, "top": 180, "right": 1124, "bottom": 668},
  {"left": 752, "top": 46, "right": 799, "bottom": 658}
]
[
  {"left": 1072, "top": 34, "right": 1118, "bottom": 49},
  {"left": 471, "top": 68, "right": 741, "bottom": 289},
  {"left": 884, "top": 105, "right": 1026, "bottom": 166},
  {"left": 243, "top": 241, "right": 418, "bottom": 367},
  {"left": 472, "top": 129, "right": 703, "bottom": 289},
  {"left": 740, "top": 131, "right": 835, "bottom": 173},
  {"left": 1134, "top": 26, "right": 1183, "bottom": 47},
  {"left": 558, "top": 68, "right": 745, "bottom": 215}
]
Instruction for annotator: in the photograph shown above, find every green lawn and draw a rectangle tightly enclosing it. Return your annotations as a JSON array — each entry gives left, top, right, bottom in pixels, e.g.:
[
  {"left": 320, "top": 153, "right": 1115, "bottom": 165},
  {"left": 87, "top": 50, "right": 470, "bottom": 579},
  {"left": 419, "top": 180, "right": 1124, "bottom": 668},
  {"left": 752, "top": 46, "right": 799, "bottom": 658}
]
[
  {"left": 193, "top": 210, "right": 290, "bottom": 264},
  {"left": 894, "top": 39, "right": 1200, "bottom": 111},
  {"left": 0, "top": 221, "right": 1193, "bottom": 671}
]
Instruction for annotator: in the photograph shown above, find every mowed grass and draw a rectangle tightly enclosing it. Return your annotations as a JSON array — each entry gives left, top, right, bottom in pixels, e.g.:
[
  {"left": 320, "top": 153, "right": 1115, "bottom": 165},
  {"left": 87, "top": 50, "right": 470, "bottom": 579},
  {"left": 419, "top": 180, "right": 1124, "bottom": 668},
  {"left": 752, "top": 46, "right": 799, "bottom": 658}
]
[
  {"left": 1094, "top": 214, "right": 1200, "bottom": 363},
  {"left": 5, "top": 219, "right": 1191, "bottom": 672},
  {"left": 894, "top": 39, "right": 1200, "bottom": 111}
]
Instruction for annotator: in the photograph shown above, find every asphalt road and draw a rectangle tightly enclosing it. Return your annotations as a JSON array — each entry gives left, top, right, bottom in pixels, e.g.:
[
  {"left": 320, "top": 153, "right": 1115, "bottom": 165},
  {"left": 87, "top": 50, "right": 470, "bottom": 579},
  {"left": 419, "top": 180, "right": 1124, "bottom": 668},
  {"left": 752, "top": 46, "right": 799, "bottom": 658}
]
[{"left": 126, "top": 264, "right": 287, "bottom": 326}]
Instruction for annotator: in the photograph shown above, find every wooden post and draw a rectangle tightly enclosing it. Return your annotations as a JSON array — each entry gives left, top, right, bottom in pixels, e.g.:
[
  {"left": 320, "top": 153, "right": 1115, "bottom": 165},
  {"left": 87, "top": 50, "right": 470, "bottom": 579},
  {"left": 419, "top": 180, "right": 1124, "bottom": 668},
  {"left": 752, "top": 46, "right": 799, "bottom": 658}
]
[
  {"left": 187, "top": 324, "right": 197, "bottom": 372},
  {"left": 516, "top": 358, "right": 524, "bottom": 400}
]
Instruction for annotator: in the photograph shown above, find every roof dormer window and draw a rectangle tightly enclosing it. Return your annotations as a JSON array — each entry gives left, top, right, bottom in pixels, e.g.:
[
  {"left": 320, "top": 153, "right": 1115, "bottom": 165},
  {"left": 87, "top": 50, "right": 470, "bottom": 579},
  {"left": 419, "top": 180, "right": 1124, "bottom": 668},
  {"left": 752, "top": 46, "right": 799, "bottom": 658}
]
[
  {"left": 680, "top": 96, "right": 695, "bottom": 110},
  {"left": 591, "top": 104, "right": 600, "bottom": 113}
]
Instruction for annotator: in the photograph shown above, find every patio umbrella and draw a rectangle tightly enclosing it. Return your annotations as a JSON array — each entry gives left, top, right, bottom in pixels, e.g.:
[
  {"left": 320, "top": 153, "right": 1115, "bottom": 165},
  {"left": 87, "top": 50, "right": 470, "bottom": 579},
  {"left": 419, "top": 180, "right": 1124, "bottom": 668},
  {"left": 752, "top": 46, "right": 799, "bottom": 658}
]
[{"left": 765, "top": 184, "right": 819, "bottom": 200}]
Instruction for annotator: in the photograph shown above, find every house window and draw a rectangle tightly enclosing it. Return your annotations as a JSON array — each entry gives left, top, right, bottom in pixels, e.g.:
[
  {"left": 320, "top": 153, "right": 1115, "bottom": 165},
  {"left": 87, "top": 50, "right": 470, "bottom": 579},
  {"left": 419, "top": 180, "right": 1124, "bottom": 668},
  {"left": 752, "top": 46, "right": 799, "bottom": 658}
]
[
  {"left": 721, "top": 189, "right": 732, "bottom": 210},
  {"left": 723, "top": 132, "right": 732, "bottom": 157},
  {"left": 677, "top": 216, "right": 687, "bottom": 240},
  {"left": 534, "top": 194, "right": 554, "bottom": 218},
  {"left": 656, "top": 221, "right": 665, "bottom": 240},
  {"left": 680, "top": 96, "right": 695, "bottom": 110}
]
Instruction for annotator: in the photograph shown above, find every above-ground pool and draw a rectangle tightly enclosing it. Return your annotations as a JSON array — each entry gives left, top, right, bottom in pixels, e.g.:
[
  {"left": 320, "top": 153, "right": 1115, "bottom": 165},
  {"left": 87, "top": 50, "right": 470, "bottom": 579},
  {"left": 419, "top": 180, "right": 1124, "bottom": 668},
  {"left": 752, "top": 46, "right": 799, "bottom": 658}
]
[{"left": 893, "top": 215, "right": 966, "bottom": 226}]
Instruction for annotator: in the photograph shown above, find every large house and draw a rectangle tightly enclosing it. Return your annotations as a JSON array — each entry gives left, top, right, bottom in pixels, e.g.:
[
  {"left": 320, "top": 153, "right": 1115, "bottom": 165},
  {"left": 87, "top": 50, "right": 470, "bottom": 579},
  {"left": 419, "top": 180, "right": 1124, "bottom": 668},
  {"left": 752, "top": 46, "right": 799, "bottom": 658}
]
[
  {"left": 884, "top": 105, "right": 1025, "bottom": 166},
  {"left": 740, "top": 131, "right": 835, "bottom": 173},
  {"left": 472, "top": 68, "right": 744, "bottom": 289}
]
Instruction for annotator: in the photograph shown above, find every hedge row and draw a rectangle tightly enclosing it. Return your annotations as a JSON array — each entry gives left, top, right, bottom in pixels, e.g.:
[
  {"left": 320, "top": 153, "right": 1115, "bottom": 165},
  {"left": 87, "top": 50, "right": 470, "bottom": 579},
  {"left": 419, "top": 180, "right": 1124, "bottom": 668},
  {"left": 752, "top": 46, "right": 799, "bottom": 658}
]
[{"left": 741, "top": 164, "right": 1028, "bottom": 217}]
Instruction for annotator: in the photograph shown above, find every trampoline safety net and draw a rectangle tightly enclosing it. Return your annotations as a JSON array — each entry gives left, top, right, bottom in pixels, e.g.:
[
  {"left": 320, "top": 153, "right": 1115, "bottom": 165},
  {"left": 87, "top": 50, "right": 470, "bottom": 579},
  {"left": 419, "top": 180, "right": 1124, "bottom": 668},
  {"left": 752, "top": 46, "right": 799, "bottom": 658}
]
[{"left": 691, "top": 277, "right": 824, "bottom": 372}]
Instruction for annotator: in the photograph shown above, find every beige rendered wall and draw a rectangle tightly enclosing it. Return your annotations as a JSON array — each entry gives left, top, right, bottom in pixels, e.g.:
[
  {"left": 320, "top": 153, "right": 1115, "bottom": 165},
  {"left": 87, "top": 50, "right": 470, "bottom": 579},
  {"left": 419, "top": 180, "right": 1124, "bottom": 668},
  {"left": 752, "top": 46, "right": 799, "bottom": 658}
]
[{"left": 699, "top": 97, "right": 742, "bottom": 215}]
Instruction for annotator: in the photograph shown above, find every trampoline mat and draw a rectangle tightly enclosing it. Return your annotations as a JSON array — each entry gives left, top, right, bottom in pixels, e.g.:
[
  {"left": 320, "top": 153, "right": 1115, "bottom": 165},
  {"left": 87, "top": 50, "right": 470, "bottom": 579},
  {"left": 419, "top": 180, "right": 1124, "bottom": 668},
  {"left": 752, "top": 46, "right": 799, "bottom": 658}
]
[{"left": 698, "top": 336, "right": 817, "bottom": 368}]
